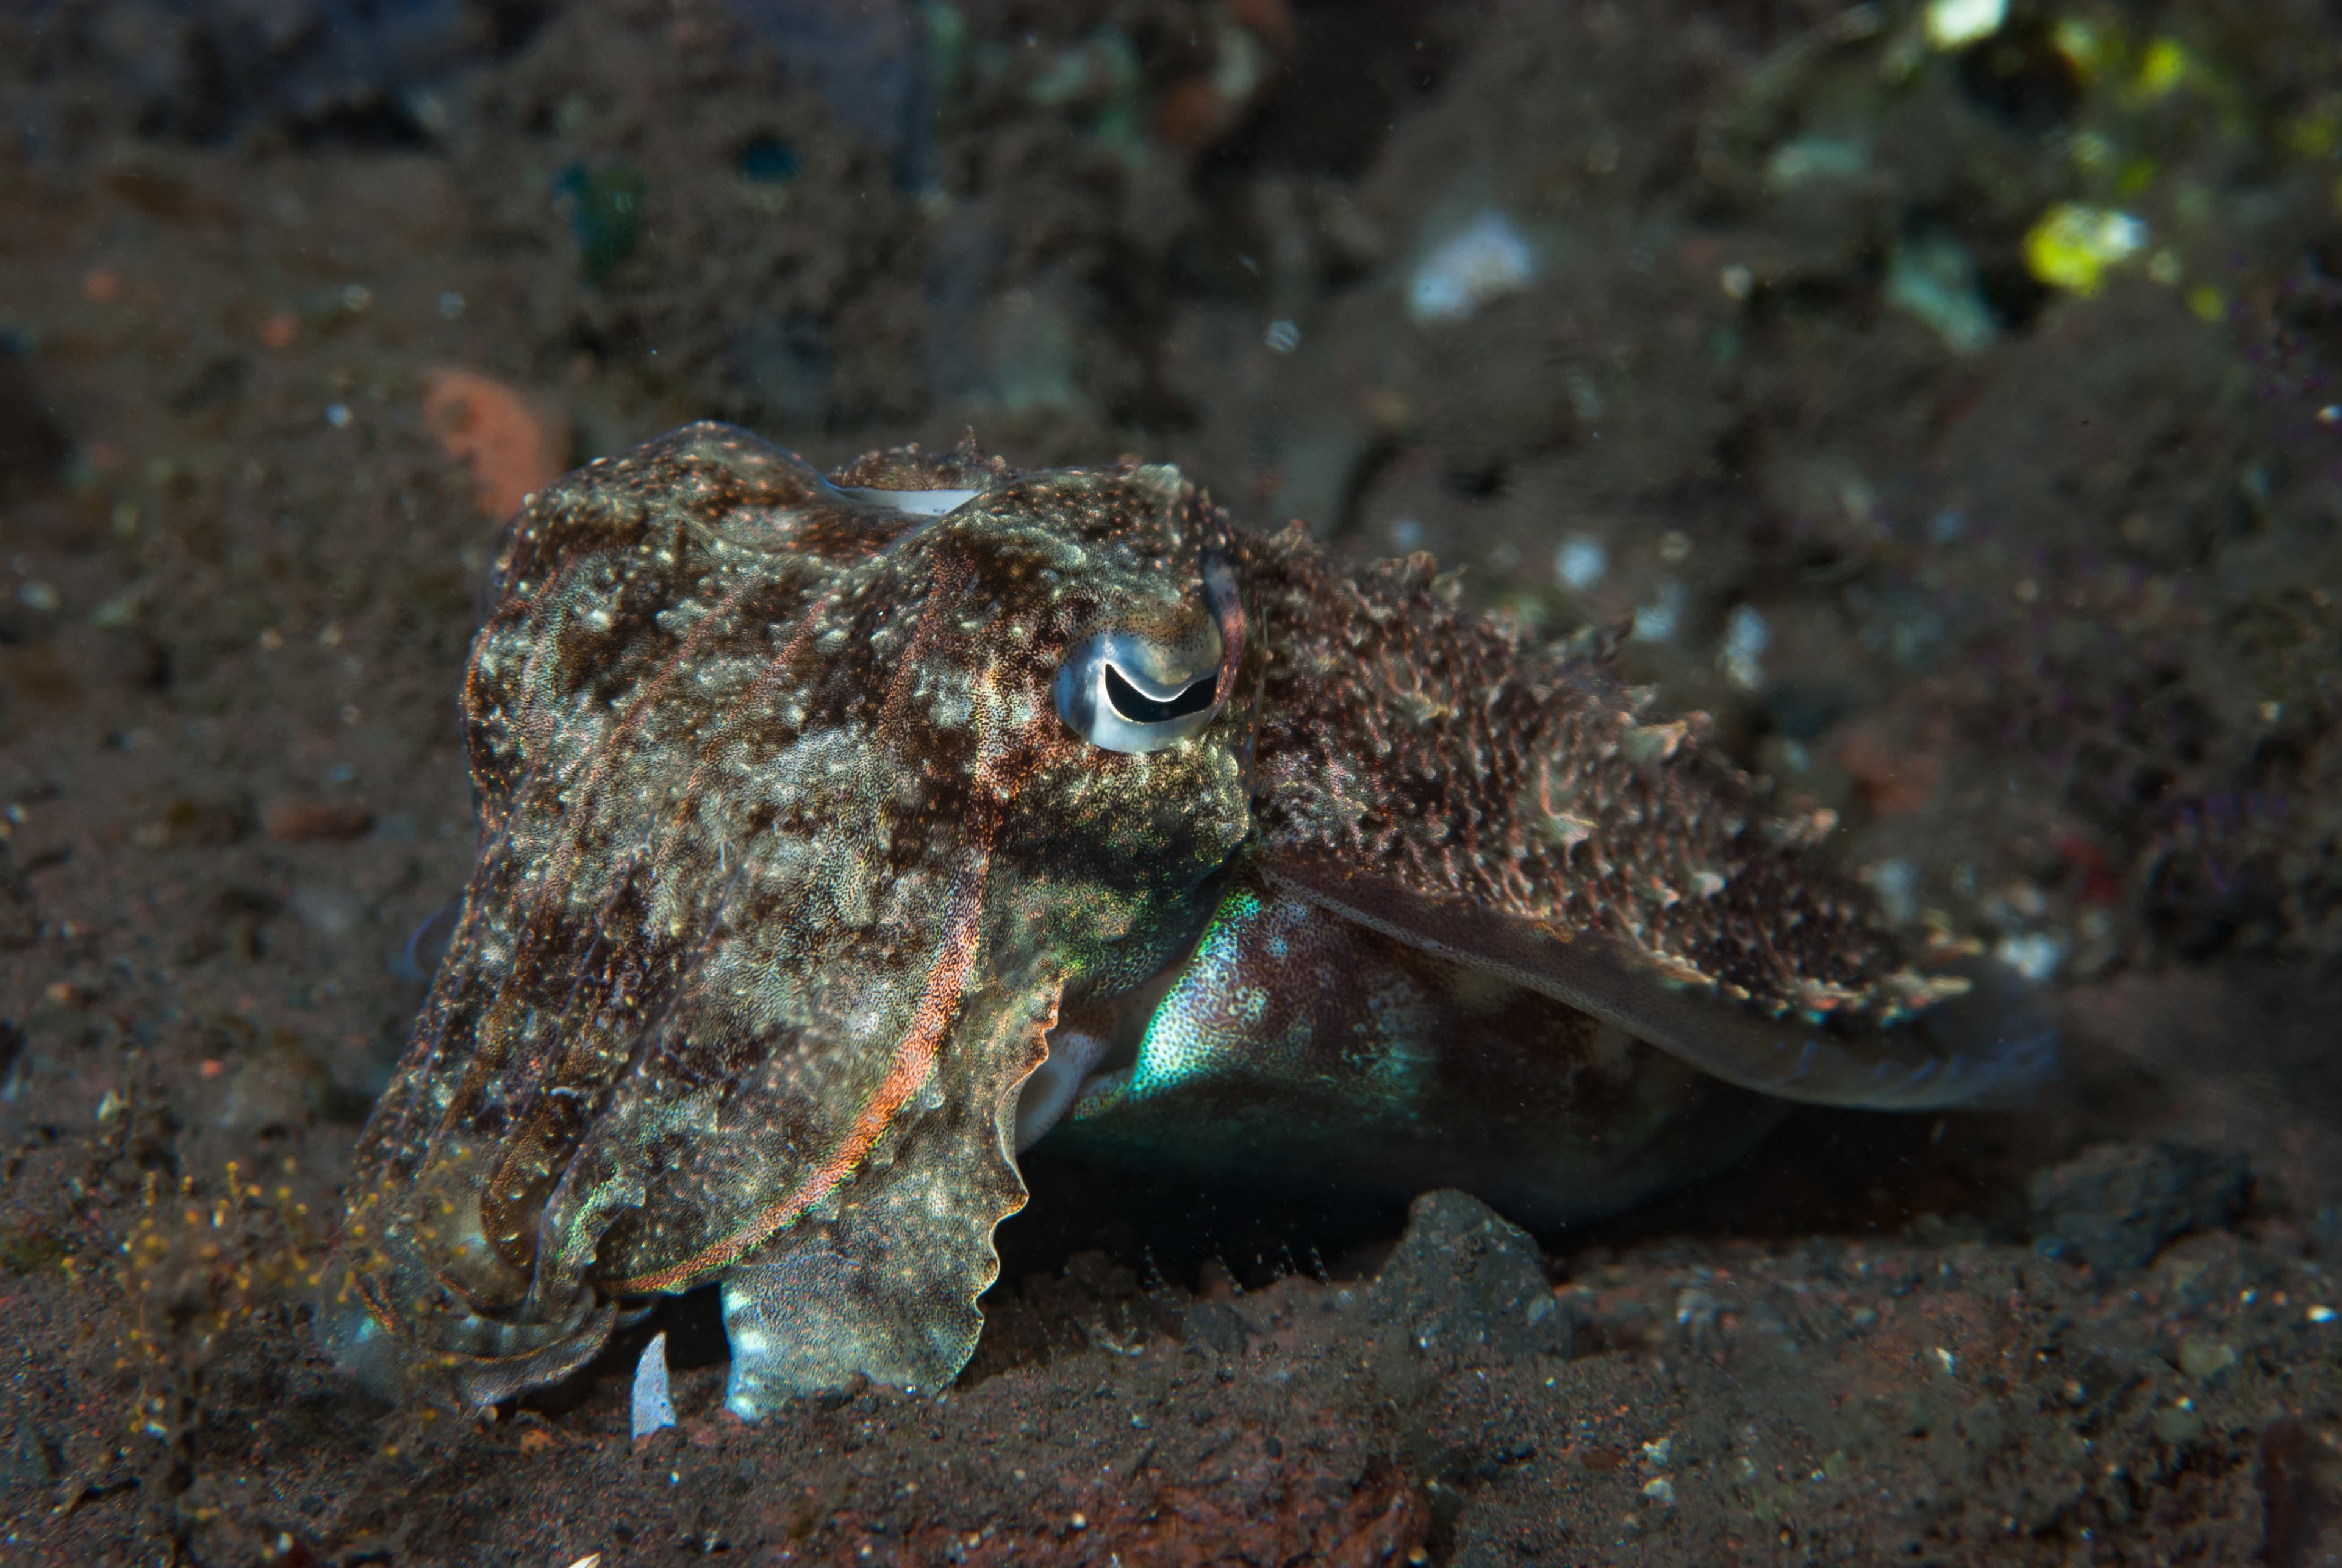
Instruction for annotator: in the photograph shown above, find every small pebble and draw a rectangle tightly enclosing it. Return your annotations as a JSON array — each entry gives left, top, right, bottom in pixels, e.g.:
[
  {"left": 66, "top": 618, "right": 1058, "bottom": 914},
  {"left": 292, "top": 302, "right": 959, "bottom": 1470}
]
[
  {"left": 1556, "top": 535, "right": 1606, "bottom": 590},
  {"left": 1631, "top": 581, "right": 1683, "bottom": 643}
]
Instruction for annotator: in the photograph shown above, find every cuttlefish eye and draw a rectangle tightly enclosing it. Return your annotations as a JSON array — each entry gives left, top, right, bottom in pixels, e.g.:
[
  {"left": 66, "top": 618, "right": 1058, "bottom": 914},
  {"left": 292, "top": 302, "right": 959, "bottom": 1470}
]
[{"left": 1054, "top": 555, "right": 1237, "bottom": 755}]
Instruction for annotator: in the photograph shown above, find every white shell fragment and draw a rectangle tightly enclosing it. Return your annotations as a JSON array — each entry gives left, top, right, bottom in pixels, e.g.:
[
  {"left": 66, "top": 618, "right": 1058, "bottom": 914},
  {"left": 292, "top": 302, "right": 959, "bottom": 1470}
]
[
  {"left": 631, "top": 1330, "right": 677, "bottom": 1440},
  {"left": 1407, "top": 210, "right": 1538, "bottom": 324}
]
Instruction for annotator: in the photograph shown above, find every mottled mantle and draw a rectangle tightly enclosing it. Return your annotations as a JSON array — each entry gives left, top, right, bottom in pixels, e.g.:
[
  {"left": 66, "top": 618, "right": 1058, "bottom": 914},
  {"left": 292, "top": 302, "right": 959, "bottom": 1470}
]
[{"left": 321, "top": 423, "right": 2049, "bottom": 1416}]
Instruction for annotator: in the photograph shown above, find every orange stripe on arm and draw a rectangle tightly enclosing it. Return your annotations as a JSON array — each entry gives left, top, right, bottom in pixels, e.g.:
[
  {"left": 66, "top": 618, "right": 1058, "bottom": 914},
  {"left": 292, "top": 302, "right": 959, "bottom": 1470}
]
[{"left": 609, "top": 840, "right": 994, "bottom": 1295}]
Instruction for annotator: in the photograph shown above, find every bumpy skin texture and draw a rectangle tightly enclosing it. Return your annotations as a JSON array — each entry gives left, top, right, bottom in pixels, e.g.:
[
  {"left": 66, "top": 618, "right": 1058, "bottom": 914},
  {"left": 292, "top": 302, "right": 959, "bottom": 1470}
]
[{"left": 321, "top": 423, "right": 2047, "bottom": 1414}]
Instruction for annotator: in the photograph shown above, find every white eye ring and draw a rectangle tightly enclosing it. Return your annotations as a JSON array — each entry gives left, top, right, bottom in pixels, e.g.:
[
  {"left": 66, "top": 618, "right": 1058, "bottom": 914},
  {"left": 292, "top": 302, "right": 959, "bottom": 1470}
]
[{"left": 1055, "top": 618, "right": 1224, "bottom": 754}]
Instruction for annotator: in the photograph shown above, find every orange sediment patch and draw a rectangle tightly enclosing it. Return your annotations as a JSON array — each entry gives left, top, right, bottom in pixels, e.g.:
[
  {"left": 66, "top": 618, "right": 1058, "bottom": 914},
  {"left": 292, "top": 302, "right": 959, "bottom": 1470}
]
[{"left": 420, "top": 366, "right": 567, "bottom": 520}]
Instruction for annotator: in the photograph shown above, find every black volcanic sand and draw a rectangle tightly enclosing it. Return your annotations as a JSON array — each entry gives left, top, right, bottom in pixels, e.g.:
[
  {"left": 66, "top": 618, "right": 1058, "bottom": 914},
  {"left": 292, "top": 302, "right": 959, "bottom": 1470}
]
[{"left": 4, "top": 0, "right": 2342, "bottom": 1562}]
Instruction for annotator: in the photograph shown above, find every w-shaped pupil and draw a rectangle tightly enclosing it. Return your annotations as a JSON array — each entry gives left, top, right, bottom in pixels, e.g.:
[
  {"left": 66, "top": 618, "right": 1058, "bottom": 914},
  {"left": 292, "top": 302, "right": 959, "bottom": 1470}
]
[{"left": 1103, "top": 663, "right": 1216, "bottom": 725}]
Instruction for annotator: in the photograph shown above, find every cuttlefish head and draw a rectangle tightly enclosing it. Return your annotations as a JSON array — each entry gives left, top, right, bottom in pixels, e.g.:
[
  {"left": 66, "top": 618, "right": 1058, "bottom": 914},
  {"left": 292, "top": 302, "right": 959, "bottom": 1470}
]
[
  {"left": 319, "top": 428, "right": 1268, "bottom": 1415},
  {"left": 687, "top": 453, "right": 1272, "bottom": 1414}
]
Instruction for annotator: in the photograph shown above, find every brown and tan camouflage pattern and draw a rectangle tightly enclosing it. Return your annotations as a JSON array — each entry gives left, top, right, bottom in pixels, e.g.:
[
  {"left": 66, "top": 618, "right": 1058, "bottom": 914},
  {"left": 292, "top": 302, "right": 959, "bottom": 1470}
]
[{"left": 321, "top": 423, "right": 2043, "bottom": 1411}]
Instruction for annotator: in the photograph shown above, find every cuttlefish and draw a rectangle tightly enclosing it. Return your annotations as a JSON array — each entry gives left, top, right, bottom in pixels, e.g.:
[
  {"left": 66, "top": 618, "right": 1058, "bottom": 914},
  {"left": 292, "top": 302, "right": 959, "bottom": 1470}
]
[{"left": 320, "top": 424, "right": 2051, "bottom": 1418}]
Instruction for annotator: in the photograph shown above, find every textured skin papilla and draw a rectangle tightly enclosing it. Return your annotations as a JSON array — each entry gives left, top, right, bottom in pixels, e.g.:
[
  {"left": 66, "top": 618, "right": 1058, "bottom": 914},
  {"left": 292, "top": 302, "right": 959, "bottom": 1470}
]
[{"left": 322, "top": 423, "right": 2050, "bottom": 1416}]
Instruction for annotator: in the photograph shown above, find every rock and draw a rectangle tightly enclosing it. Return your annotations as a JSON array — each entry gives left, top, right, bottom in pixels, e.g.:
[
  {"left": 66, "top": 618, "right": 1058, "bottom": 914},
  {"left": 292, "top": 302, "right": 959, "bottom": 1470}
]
[
  {"left": 2027, "top": 1141, "right": 2251, "bottom": 1272},
  {"left": 213, "top": 1035, "right": 329, "bottom": 1136},
  {"left": 1, "top": 1421, "right": 59, "bottom": 1489},
  {"left": 2179, "top": 1334, "right": 2240, "bottom": 1383},
  {"left": 1366, "top": 1190, "right": 1567, "bottom": 1400},
  {"left": 1180, "top": 1300, "right": 1251, "bottom": 1357}
]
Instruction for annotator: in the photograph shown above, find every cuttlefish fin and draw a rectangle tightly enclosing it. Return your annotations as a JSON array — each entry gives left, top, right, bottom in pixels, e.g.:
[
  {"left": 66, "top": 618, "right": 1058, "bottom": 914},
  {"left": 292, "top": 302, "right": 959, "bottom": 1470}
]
[{"left": 1256, "top": 850, "right": 2055, "bottom": 1112}]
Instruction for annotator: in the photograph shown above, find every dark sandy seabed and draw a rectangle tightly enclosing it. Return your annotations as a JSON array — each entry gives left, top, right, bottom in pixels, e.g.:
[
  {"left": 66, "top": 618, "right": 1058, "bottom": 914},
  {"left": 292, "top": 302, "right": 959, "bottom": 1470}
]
[{"left": 4, "top": 0, "right": 2342, "bottom": 1562}]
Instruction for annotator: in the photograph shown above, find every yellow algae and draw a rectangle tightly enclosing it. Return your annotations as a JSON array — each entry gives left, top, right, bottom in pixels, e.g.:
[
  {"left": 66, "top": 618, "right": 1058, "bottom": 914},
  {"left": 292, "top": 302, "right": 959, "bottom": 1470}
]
[{"left": 2024, "top": 203, "right": 2147, "bottom": 296}]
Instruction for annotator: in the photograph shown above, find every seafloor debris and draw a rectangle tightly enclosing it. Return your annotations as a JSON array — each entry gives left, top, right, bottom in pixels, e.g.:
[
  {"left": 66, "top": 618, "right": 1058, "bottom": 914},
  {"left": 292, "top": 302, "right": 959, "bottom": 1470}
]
[
  {"left": 630, "top": 1331, "right": 676, "bottom": 1441},
  {"left": 2024, "top": 201, "right": 2149, "bottom": 296},
  {"left": 1364, "top": 1189, "right": 1570, "bottom": 1394},
  {"left": 2028, "top": 1140, "right": 2253, "bottom": 1272},
  {"left": 1406, "top": 209, "right": 1537, "bottom": 324},
  {"left": 419, "top": 367, "right": 567, "bottom": 520}
]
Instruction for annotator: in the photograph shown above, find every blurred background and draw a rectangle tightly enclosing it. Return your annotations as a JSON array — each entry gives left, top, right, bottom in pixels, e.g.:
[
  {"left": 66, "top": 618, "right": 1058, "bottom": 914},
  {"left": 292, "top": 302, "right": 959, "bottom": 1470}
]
[{"left": 3, "top": 1, "right": 2342, "bottom": 1558}]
